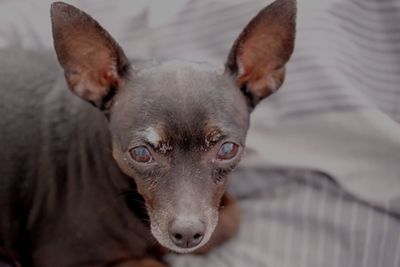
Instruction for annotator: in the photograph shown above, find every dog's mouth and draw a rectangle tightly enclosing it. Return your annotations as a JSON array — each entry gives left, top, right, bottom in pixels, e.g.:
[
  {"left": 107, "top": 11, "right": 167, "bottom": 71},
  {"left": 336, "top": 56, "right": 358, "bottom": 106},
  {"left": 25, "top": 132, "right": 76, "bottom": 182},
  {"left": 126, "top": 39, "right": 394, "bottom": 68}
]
[{"left": 148, "top": 208, "right": 219, "bottom": 254}]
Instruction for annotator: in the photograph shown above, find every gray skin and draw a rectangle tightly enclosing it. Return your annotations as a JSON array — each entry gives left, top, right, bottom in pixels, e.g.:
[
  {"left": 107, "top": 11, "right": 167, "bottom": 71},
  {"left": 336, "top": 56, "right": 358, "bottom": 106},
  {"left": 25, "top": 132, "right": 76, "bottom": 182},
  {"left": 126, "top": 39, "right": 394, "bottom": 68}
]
[{"left": 0, "top": 0, "right": 296, "bottom": 266}]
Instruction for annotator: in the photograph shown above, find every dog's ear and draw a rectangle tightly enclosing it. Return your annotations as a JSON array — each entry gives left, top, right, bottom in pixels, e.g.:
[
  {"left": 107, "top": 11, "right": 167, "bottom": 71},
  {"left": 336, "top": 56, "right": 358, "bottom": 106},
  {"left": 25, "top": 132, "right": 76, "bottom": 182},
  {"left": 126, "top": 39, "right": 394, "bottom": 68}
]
[
  {"left": 225, "top": 0, "right": 296, "bottom": 108},
  {"left": 50, "top": 2, "right": 129, "bottom": 110}
]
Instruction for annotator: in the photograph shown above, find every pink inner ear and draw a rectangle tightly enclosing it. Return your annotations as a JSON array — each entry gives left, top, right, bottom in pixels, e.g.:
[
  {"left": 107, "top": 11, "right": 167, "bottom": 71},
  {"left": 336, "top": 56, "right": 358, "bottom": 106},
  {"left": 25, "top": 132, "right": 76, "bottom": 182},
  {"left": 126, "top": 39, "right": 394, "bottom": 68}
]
[
  {"left": 64, "top": 41, "right": 121, "bottom": 101},
  {"left": 236, "top": 42, "right": 279, "bottom": 80},
  {"left": 103, "top": 68, "right": 121, "bottom": 89},
  {"left": 51, "top": 2, "right": 129, "bottom": 105},
  {"left": 227, "top": 0, "right": 296, "bottom": 104},
  {"left": 236, "top": 41, "right": 286, "bottom": 100}
]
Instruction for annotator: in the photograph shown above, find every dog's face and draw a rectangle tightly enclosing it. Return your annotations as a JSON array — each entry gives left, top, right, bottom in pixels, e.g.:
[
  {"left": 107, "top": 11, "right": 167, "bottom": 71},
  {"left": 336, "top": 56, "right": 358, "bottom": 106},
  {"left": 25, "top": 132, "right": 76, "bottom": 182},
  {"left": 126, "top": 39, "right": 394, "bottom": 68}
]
[
  {"left": 109, "top": 62, "right": 249, "bottom": 252},
  {"left": 50, "top": 0, "right": 296, "bottom": 253}
]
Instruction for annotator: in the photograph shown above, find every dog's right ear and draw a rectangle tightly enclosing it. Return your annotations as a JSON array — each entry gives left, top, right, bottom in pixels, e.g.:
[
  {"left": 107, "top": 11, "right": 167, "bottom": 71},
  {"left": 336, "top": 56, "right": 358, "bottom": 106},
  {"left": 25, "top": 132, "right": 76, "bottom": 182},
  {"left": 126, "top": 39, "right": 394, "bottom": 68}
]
[
  {"left": 50, "top": 2, "right": 129, "bottom": 110},
  {"left": 225, "top": 0, "right": 296, "bottom": 109}
]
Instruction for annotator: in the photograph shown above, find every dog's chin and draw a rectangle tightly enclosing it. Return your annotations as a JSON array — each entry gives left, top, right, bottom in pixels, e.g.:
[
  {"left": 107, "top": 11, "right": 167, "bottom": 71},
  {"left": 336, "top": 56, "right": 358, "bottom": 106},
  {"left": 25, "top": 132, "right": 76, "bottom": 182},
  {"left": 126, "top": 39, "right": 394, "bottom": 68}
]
[{"left": 149, "top": 211, "right": 219, "bottom": 254}]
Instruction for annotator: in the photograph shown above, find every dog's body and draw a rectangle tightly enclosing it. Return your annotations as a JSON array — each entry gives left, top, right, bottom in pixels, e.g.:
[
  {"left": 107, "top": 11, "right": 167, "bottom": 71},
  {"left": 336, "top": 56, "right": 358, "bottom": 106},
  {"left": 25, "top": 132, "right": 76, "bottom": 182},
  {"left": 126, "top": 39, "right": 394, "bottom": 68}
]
[
  {"left": 0, "top": 49, "right": 155, "bottom": 266},
  {"left": 0, "top": 1, "right": 296, "bottom": 266}
]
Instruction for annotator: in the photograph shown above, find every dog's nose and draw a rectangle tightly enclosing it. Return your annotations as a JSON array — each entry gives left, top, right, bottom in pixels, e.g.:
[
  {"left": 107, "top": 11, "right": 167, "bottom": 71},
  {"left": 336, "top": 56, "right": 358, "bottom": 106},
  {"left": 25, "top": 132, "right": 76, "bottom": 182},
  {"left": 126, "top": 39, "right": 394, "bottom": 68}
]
[{"left": 169, "top": 219, "right": 205, "bottom": 248}]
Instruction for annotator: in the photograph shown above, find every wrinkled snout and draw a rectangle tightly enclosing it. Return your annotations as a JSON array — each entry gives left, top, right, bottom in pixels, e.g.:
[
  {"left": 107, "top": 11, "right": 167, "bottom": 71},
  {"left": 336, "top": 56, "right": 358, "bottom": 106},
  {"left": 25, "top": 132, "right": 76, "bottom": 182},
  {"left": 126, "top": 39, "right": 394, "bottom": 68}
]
[{"left": 169, "top": 218, "right": 205, "bottom": 248}]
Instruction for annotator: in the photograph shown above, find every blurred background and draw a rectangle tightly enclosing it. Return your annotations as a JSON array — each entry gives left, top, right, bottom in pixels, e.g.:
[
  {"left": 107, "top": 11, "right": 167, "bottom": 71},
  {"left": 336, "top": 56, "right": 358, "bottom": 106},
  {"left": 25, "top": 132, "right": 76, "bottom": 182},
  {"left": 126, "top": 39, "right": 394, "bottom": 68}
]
[{"left": 1, "top": 0, "right": 400, "bottom": 266}]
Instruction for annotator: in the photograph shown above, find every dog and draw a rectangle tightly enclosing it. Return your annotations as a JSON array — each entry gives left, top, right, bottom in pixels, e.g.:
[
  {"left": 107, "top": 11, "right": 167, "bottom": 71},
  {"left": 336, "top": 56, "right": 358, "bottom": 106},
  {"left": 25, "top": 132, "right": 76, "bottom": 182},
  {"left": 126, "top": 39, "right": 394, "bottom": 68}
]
[{"left": 0, "top": 0, "right": 296, "bottom": 266}]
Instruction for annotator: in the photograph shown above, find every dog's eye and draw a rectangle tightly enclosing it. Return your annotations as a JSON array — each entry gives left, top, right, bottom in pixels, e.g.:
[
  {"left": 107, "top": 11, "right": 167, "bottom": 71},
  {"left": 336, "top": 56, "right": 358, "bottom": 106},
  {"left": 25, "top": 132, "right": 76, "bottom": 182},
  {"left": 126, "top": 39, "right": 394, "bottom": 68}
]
[
  {"left": 217, "top": 142, "right": 239, "bottom": 160},
  {"left": 130, "top": 146, "right": 152, "bottom": 163}
]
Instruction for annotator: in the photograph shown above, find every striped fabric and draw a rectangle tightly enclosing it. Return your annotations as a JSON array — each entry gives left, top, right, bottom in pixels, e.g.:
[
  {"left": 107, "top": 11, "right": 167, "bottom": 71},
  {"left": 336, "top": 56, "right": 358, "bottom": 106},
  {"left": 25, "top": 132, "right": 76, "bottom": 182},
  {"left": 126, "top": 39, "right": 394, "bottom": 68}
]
[
  {"left": 0, "top": 0, "right": 399, "bottom": 266},
  {"left": 169, "top": 169, "right": 400, "bottom": 267}
]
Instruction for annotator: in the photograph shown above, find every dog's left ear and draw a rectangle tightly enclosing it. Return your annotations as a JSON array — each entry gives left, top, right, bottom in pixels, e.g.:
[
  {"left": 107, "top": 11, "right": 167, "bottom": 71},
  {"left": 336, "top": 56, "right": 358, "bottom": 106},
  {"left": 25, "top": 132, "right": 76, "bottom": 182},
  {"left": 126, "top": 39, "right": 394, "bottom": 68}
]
[
  {"left": 50, "top": 2, "right": 130, "bottom": 110},
  {"left": 225, "top": 0, "right": 296, "bottom": 108}
]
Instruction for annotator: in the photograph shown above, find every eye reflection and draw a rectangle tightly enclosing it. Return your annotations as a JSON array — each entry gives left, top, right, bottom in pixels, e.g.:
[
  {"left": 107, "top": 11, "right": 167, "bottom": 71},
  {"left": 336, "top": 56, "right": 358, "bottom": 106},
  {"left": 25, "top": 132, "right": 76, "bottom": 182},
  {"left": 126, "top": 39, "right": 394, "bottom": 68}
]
[
  {"left": 217, "top": 142, "right": 239, "bottom": 160},
  {"left": 129, "top": 146, "right": 152, "bottom": 163}
]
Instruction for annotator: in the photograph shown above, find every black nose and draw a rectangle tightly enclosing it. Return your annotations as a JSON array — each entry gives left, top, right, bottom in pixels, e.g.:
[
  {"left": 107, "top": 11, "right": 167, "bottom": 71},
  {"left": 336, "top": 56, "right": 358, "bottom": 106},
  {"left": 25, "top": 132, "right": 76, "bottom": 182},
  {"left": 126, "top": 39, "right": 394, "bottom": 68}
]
[{"left": 169, "top": 219, "right": 205, "bottom": 248}]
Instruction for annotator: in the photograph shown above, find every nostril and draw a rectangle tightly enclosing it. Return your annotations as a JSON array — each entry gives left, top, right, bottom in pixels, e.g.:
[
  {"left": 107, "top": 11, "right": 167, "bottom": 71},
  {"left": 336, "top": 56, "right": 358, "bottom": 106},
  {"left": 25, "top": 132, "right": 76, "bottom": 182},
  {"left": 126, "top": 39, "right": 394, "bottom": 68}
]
[
  {"left": 174, "top": 233, "right": 183, "bottom": 241},
  {"left": 193, "top": 233, "right": 202, "bottom": 240}
]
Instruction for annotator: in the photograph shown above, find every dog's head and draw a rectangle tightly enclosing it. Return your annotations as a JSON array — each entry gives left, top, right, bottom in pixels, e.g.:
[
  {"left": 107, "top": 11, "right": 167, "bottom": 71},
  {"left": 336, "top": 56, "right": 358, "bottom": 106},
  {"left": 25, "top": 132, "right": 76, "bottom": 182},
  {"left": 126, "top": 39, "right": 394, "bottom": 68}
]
[{"left": 50, "top": 0, "right": 296, "bottom": 253}]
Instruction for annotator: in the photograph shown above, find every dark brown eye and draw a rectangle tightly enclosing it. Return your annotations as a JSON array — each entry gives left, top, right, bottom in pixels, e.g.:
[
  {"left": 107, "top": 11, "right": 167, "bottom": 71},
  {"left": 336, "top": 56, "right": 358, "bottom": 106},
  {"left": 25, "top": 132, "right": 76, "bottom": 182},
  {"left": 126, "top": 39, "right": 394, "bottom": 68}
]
[
  {"left": 130, "top": 146, "right": 152, "bottom": 163},
  {"left": 217, "top": 142, "right": 239, "bottom": 160}
]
